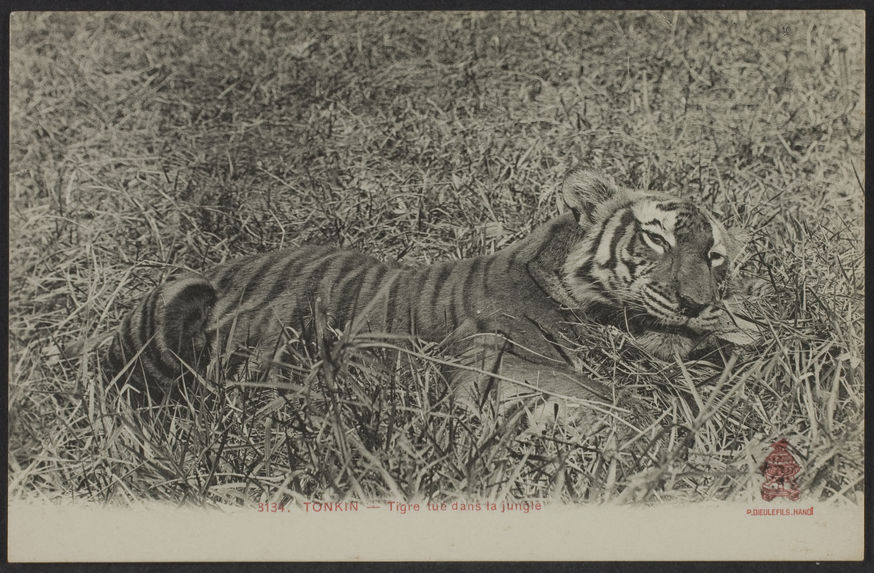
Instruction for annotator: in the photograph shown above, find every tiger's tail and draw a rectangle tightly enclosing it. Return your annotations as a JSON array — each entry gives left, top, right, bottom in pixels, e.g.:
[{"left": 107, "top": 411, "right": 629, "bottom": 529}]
[{"left": 106, "top": 275, "right": 217, "bottom": 399}]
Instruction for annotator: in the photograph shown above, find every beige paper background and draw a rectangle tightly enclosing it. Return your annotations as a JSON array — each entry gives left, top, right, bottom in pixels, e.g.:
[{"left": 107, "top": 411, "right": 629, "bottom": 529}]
[{"left": 8, "top": 499, "right": 863, "bottom": 562}]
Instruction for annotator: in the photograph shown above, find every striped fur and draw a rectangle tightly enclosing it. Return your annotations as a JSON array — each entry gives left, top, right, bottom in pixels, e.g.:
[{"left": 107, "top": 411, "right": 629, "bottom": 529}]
[{"left": 108, "top": 168, "right": 747, "bottom": 411}]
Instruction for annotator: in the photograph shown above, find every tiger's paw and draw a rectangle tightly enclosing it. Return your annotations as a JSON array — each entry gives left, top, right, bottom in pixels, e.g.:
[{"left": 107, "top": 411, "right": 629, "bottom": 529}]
[{"left": 711, "top": 294, "right": 763, "bottom": 347}]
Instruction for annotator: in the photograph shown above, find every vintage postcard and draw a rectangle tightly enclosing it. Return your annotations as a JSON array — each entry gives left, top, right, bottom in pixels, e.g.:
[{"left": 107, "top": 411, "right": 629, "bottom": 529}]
[{"left": 7, "top": 10, "right": 864, "bottom": 562}]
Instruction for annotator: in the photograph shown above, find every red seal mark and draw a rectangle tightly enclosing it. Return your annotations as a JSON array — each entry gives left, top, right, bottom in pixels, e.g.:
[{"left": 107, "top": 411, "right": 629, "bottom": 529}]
[{"left": 759, "top": 439, "right": 801, "bottom": 502}]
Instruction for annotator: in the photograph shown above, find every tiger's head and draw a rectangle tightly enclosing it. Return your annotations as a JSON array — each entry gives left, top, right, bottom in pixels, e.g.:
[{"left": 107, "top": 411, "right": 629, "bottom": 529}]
[{"left": 559, "top": 168, "right": 749, "bottom": 352}]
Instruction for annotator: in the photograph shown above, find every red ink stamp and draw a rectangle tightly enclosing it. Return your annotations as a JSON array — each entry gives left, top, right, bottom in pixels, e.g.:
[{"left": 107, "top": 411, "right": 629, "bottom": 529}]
[{"left": 759, "top": 439, "right": 801, "bottom": 502}]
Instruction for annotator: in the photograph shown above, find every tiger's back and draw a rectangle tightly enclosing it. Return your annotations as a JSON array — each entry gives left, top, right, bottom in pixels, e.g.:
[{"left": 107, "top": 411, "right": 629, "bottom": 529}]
[{"left": 109, "top": 215, "right": 595, "bottom": 400}]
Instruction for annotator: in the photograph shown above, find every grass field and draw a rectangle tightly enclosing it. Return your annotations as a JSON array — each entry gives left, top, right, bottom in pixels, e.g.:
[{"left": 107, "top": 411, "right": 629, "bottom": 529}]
[{"left": 8, "top": 11, "right": 865, "bottom": 506}]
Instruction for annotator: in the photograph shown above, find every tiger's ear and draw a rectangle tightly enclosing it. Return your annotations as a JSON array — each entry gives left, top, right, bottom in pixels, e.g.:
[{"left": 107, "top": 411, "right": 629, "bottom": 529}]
[{"left": 561, "top": 168, "right": 619, "bottom": 225}]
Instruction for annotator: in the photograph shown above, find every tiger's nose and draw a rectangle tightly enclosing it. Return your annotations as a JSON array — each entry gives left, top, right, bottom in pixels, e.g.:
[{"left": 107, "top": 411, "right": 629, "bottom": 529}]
[{"left": 678, "top": 295, "right": 709, "bottom": 317}]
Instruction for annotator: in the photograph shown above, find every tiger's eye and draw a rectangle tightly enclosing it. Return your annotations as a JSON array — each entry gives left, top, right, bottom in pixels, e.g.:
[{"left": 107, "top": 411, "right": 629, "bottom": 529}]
[
  {"left": 643, "top": 230, "right": 668, "bottom": 250},
  {"left": 709, "top": 251, "right": 725, "bottom": 267}
]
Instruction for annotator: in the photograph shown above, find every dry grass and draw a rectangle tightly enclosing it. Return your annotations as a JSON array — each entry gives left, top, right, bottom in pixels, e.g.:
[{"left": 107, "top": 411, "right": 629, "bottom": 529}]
[{"left": 8, "top": 11, "right": 865, "bottom": 507}]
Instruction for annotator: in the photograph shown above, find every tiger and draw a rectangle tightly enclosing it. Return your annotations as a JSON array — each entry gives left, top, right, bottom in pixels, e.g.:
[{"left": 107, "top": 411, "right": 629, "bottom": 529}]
[{"left": 106, "top": 168, "right": 756, "bottom": 416}]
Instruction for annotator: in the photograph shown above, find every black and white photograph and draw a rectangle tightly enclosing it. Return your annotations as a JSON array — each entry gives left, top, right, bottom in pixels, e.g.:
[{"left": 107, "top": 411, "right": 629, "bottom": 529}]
[{"left": 7, "top": 10, "right": 865, "bottom": 561}]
